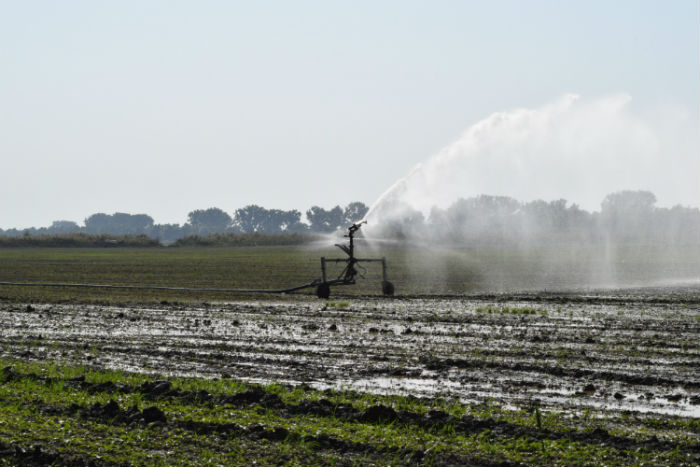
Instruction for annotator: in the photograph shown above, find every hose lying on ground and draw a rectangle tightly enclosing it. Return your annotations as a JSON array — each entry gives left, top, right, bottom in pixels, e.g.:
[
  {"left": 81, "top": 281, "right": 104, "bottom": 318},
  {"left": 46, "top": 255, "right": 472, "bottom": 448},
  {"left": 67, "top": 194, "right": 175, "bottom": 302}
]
[{"left": 0, "top": 280, "right": 320, "bottom": 294}]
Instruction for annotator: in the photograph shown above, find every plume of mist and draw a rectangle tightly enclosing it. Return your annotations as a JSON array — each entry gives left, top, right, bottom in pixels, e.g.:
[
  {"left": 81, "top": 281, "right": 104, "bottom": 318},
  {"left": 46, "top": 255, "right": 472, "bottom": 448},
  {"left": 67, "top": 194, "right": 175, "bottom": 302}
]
[
  {"left": 359, "top": 94, "right": 699, "bottom": 292},
  {"left": 364, "top": 94, "right": 698, "bottom": 234}
]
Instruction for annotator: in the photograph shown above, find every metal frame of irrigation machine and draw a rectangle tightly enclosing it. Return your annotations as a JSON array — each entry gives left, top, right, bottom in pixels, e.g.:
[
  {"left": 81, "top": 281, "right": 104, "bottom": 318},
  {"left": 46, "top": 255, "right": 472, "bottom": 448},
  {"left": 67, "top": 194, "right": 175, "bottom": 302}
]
[{"left": 315, "top": 221, "right": 394, "bottom": 299}]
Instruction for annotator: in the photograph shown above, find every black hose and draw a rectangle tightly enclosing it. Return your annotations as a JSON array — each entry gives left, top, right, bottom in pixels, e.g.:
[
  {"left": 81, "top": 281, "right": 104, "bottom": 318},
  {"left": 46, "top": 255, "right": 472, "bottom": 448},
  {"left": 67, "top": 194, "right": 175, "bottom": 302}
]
[{"left": 0, "top": 280, "right": 321, "bottom": 294}]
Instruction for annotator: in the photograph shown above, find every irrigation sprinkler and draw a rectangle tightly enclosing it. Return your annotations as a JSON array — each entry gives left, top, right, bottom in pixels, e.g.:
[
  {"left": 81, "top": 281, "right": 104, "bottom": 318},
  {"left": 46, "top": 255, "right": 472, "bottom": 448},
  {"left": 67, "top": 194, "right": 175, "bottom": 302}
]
[
  {"left": 0, "top": 222, "right": 395, "bottom": 299},
  {"left": 316, "top": 221, "right": 394, "bottom": 299}
]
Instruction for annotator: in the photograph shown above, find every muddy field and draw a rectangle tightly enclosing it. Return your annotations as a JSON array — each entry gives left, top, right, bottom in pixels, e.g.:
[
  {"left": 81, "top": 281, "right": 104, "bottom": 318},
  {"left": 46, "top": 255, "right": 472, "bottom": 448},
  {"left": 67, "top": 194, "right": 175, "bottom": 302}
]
[{"left": 3, "top": 289, "right": 699, "bottom": 421}]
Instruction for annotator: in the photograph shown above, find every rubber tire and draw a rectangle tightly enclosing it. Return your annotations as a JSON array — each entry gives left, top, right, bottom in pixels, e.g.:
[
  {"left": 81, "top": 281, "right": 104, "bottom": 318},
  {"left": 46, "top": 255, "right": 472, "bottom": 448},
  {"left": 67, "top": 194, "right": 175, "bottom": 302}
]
[
  {"left": 316, "top": 283, "right": 331, "bottom": 299},
  {"left": 381, "top": 281, "right": 395, "bottom": 296}
]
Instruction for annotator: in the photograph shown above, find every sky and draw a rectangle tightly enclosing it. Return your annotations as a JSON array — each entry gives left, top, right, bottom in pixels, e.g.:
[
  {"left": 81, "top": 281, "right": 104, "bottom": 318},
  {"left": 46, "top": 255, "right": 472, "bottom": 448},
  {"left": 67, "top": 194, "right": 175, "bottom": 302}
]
[{"left": 1, "top": 0, "right": 698, "bottom": 229}]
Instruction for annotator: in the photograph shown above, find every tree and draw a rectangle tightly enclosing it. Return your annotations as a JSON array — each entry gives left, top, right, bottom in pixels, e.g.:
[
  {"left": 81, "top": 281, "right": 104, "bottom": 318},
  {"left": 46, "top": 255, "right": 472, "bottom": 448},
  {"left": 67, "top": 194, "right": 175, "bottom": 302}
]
[
  {"left": 266, "top": 209, "right": 306, "bottom": 233},
  {"left": 306, "top": 205, "right": 344, "bottom": 233},
  {"left": 380, "top": 206, "right": 426, "bottom": 239},
  {"left": 48, "top": 220, "right": 81, "bottom": 234},
  {"left": 187, "top": 208, "right": 232, "bottom": 235},
  {"left": 521, "top": 199, "right": 570, "bottom": 233},
  {"left": 84, "top": 213, "right": 112, "bottom": 234},
  {"left": 656, "top": 205, "right": 700, "bottom": 245},
  {"left": 601, "top": 190, "right": 656, "bottom": 215},
  {"left": 601, "top": 190, "right": 657, "bottom": 239},
  {"left": 343, "top": 202, "right": 369, "bottom": 225},
  {"left": 84, "top": 212, "right": 153, "bottom": 235},
  {"left": 234, "top": 205, "right": 307, "bottom": 233},
  {"left": 283, "top": 215, "right": 309, "bottom": 233},
  {"left": 442, "top": 195, "right": 520, "bottom": 240},
  {"left": 233, "top": 205, "right": 270, "bottom": 233},
  {"left": 112, "top": 213, "right": 154, "bottom": 235}
]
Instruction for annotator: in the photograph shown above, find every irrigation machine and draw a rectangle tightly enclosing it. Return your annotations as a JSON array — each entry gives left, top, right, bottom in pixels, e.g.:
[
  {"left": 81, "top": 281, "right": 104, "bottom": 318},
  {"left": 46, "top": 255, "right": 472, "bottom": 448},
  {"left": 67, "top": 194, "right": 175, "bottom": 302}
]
[{"left": 315, "top": 221, "right": 394, "bottom": 298}]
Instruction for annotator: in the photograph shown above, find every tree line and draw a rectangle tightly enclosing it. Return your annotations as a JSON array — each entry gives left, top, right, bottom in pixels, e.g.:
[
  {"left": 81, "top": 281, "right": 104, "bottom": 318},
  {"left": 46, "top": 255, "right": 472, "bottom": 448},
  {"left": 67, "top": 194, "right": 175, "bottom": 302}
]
[
  {"left": 2, "top": 191, "right": 698, "bottom": 246},
  {"left": 376, "top": 190, "right": 699, "bottom": 246},
  {"left": 0, "top": 203, "right": 370, "bottom": 245}
]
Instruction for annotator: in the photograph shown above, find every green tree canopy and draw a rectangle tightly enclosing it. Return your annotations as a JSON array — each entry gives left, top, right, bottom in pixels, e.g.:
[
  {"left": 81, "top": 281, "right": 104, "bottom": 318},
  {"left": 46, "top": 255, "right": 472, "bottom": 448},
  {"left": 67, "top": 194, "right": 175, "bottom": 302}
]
[
  {"left": 306, "top": 205, "right": 344, "bottom": 233},
  {"left": 187, "top": 208, "right": 232, "bottom": 234}
]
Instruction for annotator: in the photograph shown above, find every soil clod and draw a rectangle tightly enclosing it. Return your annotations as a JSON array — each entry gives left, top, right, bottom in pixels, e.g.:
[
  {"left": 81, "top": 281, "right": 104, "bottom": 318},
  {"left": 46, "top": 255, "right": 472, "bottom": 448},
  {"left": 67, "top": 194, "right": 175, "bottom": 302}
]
[
  {"left": 142, "top": 406, "right": 167, "bottom": 423},
  {"left": 358, "top": 405, "right": 399, "bottom": 423}
]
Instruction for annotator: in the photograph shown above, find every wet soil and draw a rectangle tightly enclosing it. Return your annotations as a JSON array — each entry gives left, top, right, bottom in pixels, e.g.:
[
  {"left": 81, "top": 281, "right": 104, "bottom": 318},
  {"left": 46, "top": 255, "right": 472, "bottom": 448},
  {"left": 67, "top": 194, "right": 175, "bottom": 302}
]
[{"left": 1, "top": 288, "right": 699, "bottom": 421}]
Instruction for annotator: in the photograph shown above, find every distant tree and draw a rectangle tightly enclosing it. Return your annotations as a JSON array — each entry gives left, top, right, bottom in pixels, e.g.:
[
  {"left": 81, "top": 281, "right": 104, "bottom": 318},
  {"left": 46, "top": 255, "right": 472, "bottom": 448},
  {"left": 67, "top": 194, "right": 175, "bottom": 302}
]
[
  {"left": 187, "top": 208, "right": 232, "bottom": 235},
  {"left": 343, "top": 202, "right": 369, "bottom": 225},
  {"left": 306, "top": 205, "right": 344, "bottom": 233},
  {"left": 381, "top": 206, "right": 426, "bottom": 239},
  {"left": 601, "top": 190, "right": 657, "bottom": 216},
  {"left": 283, "top": 215, "right": 310, "bottom": 233},
  {"left": 84, "top": 212, "right": 153, "bottom": 235},
  {"left": 563, "top": 203, "right": 594, "bottom": 239},
  {"left": 442, "top": 195, "right": 520, "bottom": 240},
  {"left": 233, "top": 205, "right": 270, "bottom": 233},
  {"left": 112, "top": 213, "right": 154, "bottom": 235},
  {"left": 84, "top": 213, "right": 112, "bottom": 234},
  {"left": 234, "top": 205, "right": 306, "bottom": 233},
  {"left": 0, "top": 228, "right": 21, "bottom": 237},
  {"left": 655, "top": 205, "right": 700, "bottom": 245},
  {"left": 601, "top": 190, "right": 657, "bottom": 239},
  {"left": 521, "top": 199, "right": 571, "bottom": 232},
  {"left": 266, "top": 209, "right": 305, "bottom": 233},
  {"left": 48, "top": 220, "right": 82, "bottom": 235}
]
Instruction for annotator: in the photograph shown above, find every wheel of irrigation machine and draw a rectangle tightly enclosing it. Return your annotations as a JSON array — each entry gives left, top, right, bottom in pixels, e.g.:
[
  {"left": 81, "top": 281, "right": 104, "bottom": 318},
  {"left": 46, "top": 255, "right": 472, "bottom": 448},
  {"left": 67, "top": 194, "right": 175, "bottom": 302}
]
[
  {"left": 381, "top": 280, "right": 395, "bottom": 296},
  {"left": 316, "top": 283, "right": 331, "bottom": 299}
]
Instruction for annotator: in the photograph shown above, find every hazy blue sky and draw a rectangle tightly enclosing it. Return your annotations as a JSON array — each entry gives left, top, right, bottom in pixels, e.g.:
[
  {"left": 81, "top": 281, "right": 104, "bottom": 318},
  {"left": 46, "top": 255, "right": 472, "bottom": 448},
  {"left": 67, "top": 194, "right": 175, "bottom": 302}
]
[{"left": 1, "top": 0, "right": 698, "bottom": 228}]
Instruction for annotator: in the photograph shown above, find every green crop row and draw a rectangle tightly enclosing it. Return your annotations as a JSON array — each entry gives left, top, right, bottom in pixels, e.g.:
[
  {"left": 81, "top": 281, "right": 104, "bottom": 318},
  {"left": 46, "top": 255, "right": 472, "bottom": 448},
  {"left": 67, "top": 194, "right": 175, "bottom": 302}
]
[
  {"left": 1, "top": 242, "right": 699, "bottom": 303},
  {"left": 0, "top": 359, "right": 697, "bottom": 466}
]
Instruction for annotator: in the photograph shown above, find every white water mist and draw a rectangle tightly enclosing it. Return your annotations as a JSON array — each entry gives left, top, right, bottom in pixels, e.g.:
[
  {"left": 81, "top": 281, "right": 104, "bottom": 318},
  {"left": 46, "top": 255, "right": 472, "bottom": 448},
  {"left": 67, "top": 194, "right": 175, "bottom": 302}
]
[
  {"left": 360, "top": 94, "right": 699, "bottom": 292},
  {"left": 365, "top": 94, "right": 697, "bottom": 230}
]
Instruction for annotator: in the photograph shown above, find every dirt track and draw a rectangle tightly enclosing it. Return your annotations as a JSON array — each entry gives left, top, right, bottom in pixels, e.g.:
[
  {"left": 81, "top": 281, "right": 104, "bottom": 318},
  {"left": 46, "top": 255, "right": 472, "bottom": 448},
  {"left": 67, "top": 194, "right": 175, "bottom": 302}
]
[{"left": 2, "top": 290, "right": 699, "bottom": 419}]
